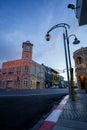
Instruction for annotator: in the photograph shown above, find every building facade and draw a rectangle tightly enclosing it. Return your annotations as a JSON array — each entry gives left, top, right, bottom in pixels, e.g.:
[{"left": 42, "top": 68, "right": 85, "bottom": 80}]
[
  {"left": 42, "top": 64, "right": 59, "bottom": 88},
  {"left": 30, "top": 61, "right": 45, "bottom": 89},
  {"left": 73, "top": 47, "right": 87, "bottom": 89},
  {"left": 42, "top": 64, "right": 52, "bottom": 88},
  {"left": 0, "top": 41, "right": 45, "bottom": 89},
  {"left": 51, "top": 68, "right": 59, "bottom": 86},
  {"left": 76, "top": 0, "right": 87, "bottom": 26}
]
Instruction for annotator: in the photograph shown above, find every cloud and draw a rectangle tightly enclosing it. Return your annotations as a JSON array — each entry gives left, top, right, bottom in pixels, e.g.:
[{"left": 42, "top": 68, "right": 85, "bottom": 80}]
[
  {"left": 0, "top": 30, "right": 34, "bottom": 66},
  {"left": 34, "top": 33, "right": 63, "bottom": 60}
]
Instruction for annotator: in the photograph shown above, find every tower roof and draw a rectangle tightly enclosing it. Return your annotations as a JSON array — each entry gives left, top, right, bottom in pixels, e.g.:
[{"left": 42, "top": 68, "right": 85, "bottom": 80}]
[
  {"left": 26, "top": 40, "right": 31, "bottom": 43},
  {"left": 22, "top": 40, "right": 33, "bottom": 48}
]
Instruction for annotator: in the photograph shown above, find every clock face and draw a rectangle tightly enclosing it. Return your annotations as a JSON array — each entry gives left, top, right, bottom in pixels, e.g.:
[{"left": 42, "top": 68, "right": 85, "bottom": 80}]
[{"left": 26, "top": 46, "right": 30, "bottom": 50}]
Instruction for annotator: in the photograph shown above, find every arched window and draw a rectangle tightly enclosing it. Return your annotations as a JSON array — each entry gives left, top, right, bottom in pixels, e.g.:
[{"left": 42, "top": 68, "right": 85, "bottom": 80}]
[
  {"left": 25, "top": 66, "right": 29, "bottom": 72},
  {"left": 79, "top": 75, "right": 85, "bottom": 82},
  {"left": 16, "top": 66, "right": 21, "bottom": 74},
  {"left": 76, "top": 57, "right": 82, "bottom": 64},
  {"left": 24, "top": 78, "right": 28, "bottom": 87}
]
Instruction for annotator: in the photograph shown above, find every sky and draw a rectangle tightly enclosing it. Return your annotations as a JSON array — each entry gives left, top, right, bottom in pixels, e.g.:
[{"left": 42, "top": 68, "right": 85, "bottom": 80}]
[{"left": 0, "top": 0, "right": 87, "bottom": 79}]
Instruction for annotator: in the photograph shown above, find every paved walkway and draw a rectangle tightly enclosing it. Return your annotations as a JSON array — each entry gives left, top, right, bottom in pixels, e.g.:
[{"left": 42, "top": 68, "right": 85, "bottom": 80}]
[
  {"left": 35, "top": 89, "right": 87, "bottom": 130},
  {"left": 53, "top": 90, "right": 87, "bottom": 130}
]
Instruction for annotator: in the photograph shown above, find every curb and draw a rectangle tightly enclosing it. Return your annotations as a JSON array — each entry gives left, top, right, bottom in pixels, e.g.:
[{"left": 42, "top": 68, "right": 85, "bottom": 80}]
[{"left": 38, "top": 95, "right": 69, "bottom": 130}]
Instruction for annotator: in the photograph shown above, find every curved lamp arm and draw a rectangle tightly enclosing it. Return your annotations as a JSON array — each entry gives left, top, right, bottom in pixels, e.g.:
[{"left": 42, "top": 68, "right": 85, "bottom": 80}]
[
  {"left": 47, "top": 23, "right": 70, "bottom": 34},
  {"left": 68, "top": 34, "right": 80, "bottom": 45},
  {"left": 45, "top": 23, "right": 70, "bottom": 41}
]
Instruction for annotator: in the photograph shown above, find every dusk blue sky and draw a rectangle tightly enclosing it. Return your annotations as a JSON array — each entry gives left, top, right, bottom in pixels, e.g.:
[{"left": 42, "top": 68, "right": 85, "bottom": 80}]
[{"left": 0, "top": 0, "right": 87, "bottom": 79}]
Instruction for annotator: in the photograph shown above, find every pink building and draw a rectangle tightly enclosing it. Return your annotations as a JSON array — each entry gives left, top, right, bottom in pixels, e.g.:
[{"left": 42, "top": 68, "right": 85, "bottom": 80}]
[
  {"left": 73, "top": 47, "right": 87, "bottom": 89},
  {"left": 0, "top": 41, "right": 45, "bottom": 89}
]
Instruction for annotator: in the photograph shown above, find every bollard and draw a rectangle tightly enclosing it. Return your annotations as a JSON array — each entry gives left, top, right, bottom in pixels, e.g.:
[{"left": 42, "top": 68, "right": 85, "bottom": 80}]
[{"left": 70, "top": 67, "right": 75, "bottom": 101}]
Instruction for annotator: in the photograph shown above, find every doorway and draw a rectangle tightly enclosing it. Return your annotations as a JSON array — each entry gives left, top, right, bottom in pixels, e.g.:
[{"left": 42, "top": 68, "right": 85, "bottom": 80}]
[
  {"left": 79, "top": 75, "right": 86, "bottom": 89},
  {"left": 7, "top": 81, "right": 13, "bottom": 88}
]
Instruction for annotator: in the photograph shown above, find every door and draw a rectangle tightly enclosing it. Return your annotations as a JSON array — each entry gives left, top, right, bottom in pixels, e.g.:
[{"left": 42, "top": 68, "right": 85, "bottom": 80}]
[{"left": 7, "top": 81, "right": 13, "bottom": 88}]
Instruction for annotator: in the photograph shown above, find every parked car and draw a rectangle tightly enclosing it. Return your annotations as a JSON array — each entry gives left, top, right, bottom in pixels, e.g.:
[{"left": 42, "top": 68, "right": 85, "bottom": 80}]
[{"left": 51, "top": 85, "right": 59, "bottom": 89}]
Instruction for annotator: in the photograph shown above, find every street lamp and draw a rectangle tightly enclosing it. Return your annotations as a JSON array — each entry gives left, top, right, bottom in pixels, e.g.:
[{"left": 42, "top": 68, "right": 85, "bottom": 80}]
[
  {"left": 67, "top": 34, "right": 80, "bottom": 72},
  {"left": 45, "top": 23, "right": 71, "bottom": 98},
  {"left": 67, "top": 34, "right": 80, "bottom": 100},
  {"left": 68, "top": 34, "right": 80, "bottom": 44}
]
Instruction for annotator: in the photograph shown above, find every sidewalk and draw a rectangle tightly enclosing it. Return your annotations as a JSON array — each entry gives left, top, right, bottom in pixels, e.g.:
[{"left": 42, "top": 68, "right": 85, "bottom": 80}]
[{"left": 37, "top": 90, "right": 87, "bottom": 130}]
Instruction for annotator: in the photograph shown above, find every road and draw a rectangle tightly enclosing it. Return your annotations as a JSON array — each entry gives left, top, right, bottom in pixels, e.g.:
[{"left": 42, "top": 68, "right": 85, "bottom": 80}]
[{"left": 0, "top": 88, "right": 68, "bottom": 130}]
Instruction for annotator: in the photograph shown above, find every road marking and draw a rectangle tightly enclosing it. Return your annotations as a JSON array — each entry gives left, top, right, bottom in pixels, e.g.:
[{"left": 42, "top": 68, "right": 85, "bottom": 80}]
[
  {"left": 45, "top": 110, "right": 62, "bottom": 122},
  {"left": 38, "top": 95, "right": 69, "bottom": 130}
]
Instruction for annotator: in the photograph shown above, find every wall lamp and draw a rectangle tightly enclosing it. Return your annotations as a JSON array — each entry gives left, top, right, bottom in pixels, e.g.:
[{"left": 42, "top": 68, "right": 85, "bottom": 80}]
[
  {"left": 67, "top": 4, "right": 80, "bottom": 10},
  {"left": 67, "top": 3, "right": 80, "bottom": 18}
]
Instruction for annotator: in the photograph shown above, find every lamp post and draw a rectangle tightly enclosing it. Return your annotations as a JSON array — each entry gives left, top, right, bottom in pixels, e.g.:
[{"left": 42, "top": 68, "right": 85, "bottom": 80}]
[
  {"left": 45, "top": 23, "right": 71, "bottom": 98},
  {"left": 67, "top": 34, "right": 80, "bottom": 100},
  {"left": 45, "top": 23, "right": 80, "bottom": 100}
]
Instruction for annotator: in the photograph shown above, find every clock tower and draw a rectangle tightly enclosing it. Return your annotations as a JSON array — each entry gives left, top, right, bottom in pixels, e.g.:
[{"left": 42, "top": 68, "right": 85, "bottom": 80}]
[{"left": 22, "top": 41, "right": 33, "bottom": 60}]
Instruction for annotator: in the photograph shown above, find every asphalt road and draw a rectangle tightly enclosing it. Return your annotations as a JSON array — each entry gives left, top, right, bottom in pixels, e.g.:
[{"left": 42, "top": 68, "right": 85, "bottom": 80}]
[{"left": 0, "top": 88, "right": 68, "bottom": 130}]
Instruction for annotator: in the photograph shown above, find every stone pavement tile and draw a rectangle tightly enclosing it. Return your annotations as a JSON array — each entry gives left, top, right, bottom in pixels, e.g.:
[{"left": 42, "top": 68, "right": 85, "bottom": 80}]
[
  {"left": 54, "top": 119, "right": 87, "bottom": 130},
  {"left": 58, "top": 94, "right": 87, "bottom": 122},
  {"left": 59, "top": 107, "right": 87, "bottom": 122}
]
